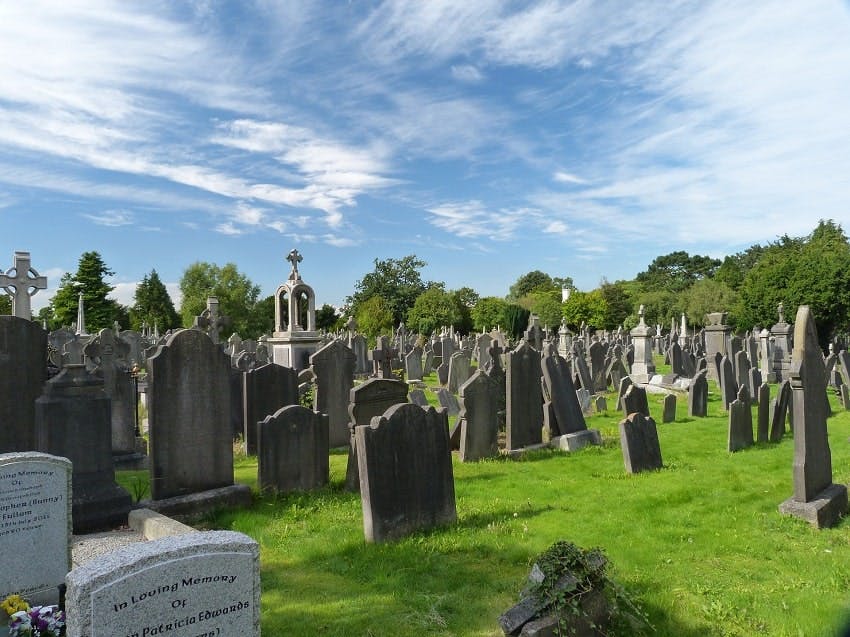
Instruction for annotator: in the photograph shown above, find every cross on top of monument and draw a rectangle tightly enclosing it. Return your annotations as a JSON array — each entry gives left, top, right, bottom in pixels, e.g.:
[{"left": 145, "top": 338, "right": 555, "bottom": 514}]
[
  {"left": 287, "top": 248, "right": 303, "bottom": 281},
  {"left": 638, "top": 304, "right": 646, "bottom": 325},
  {"left": 0, "top": 251, "right": 47, "bottom": 319},
  {"left": 369, "top": 335, "right": 399, "bottom": 378}
]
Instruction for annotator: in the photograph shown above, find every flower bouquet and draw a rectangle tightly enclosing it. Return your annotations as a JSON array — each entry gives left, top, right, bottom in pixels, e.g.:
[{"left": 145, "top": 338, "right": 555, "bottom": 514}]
[{"left": 1, "top": 595, "right": 65, "bottom": 637}]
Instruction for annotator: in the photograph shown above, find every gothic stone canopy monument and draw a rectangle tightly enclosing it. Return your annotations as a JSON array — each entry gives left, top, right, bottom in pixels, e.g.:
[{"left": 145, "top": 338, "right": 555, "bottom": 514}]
[{"left": 267, "top": 249, "right": 322, "bottom": 371}]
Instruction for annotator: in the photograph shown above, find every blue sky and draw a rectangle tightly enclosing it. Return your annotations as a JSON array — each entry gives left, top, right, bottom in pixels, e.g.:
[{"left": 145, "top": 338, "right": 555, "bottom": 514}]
[{"left": 2, "top": 1, "right": 850, "bottom": 313}]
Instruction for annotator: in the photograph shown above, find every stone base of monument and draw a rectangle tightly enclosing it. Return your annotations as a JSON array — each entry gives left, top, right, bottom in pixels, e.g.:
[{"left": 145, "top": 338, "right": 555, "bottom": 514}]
[
  {"left": 550, "top": 429, "right": 602, "bottom": 452},
  {"left": 779, "top": 483, "right": 849, "bottom": 529},
  {"left": 113, "top": 450, "right": 148, "bottom": 470},
  {"left": 139, "top": 484, "right": 252, "bottom": 522},
  {"left": 73, "top": 480, "right": 133, "bottom": 533}
]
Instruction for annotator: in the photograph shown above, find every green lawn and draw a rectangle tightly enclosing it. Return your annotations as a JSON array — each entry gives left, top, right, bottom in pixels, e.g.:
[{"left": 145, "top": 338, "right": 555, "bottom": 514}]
[{"left": 118, "top": 368, "right": 850, "bottom": 636}]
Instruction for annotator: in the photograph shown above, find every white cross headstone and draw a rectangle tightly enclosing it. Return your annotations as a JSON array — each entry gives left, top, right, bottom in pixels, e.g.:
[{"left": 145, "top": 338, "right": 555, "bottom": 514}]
[{"left": 0, "top": 251, "right": 47, "bottom": 319}]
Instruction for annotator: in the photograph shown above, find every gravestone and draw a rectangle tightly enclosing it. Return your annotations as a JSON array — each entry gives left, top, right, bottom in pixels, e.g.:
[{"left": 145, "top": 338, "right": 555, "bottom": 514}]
[
  {"left": 345, "top": 378, "right": 409, "bottom": 490},
  {"left": 408, "top": 388, "right": 429, "bottom": 407},
  {"left": 719, "top": 355, "right": 737, "bottom": 411},
  {"left": 770, "top": 380, "right": 791, "bottom": 442},
  {"left": 506, "top": 341, "right": 544, "bottom": 450},
  {"left": 436, "top": 388, "right": 460, "bottom": 416},
  {"left": 34, "top": 365, "right": 132, "bottom": 532},
  {"left": 369, "top": 335, "right": 398, "bottom": 379},
  {"left": 594, "top": 395, "right": 607, "bottom": 413},
  {"left": 349, "top": 334, "right": 369, "bottom": 374},
  {"left": 356, "top": 403, "right": 456, "bottom": 542},
  {"left": 688, "top": 370, "right": 708, "bottom": 417},
  {"left": 0, "top": 316, "right": 47, "bottom": 453},
  {"left": 458, "top": 371, "right": 500, "bottom": 462},
  {"left": 0, "top": 251, "right": 47, "bottom": 319},
  {"left": 571, "top": 353, "right": 593, "bottom": 394},
  {"left": 147, "top": 329, "right": 245, "bottom": 506},
  {"left": 0, "top": 452, "right": 71, "bottom": 607},
  {"left": 242, "top": 363, "right": 298, "bottom": 455},
  {"left": 841, "top": 384, "right": 850, "bottom": 411},
  {"left": 85, "top": 328, "right": 136, "bottom": 457},
  {"left": 669, "top": 341, "right": 684, "bottom": 377},
  {"left": 258, "top": 405, "right": 328, "bottom": 493},
  {"left": 619, "top": 412, "right": 662, "bottom": 474},
  {"left": 617, "top": 376, "right": 633, "bottom": 414},
  {"left": 448, "top": 350, "right": 472, "bottom": 393},
  {"left": 735, "top": 351, "right": 751, "bottom": 396},
  {"left": 588, "top": 340, "right": 606, "bottom": 391},
  {"left": 541, "top": 354, "right": 586, "bottom": 436},
  {"left": 65, "top": 531, "right": 260, "bottom": 637},
  {"left": 621, "top": 384, "right": 650, "bottom": 419},
  {"left": 728, "top": 385, "right": 754, "bottom": 452},
  {"left": 630, "top": 306, "right": 656, "bottom": 383},
  {"left": 662, "top": 394, "right": 676, "bottom": 423},
  {"left": 779, "top": 305, "right": 848, "bottom": 527},
  {"left": 748, "top": 367, "right": 763, "bottom": 405},
  {"left": 436, "top": 358, "right": 450, "bottom": 386},
  {"left": 757, "top": 382, "right": 771, "bottom": 442},
  {"left": 310, "top": 340, "right": 356, "bottom": 448},
  {"left": 405, "top": 345, "right": 424, "bottom": 382},
  {"left": 476, "top": 333, "right": 493, "bottom": 371},
  {"left": 422, "top": 346, "right": 435, "bottom": 376}
]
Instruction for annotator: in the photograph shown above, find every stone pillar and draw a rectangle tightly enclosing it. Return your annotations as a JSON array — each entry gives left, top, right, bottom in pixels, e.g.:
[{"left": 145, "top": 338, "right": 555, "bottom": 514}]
[
  {"left": 759, "top": 328, "right": 776, "bottom": 382},
  {"left": 771, "top": 318, "right": 793, "bottom": 383},
  {"left": 703, "top": 312, "right": 731, "bottom": 383},
  {"left": 630, "top": 306, "right": 656, "bottom": 384}
]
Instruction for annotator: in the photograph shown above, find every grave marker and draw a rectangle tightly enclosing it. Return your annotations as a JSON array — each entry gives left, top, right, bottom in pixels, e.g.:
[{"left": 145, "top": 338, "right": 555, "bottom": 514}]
[
  {"left": 619, "top": 412, "right": 662, "bottom": 474},
  {"left": 0, "top": 251, "right": 47, "bottom": 319}
]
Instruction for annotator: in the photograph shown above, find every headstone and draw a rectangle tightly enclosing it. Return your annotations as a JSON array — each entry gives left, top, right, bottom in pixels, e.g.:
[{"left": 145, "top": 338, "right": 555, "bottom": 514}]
[
  {"left": 258, "top": 405, "right": 328, "bottom": 493},
  {"left": 369, "top": 335, "right": 398, "bottom": 379},
  {"left": 506, "top": 341, "right": 544, "bottom": 450},
  {"left": 458, "top": 371, "right": 500, "bottom": 462},
  {"left": 147, "top": 329, "right": 237, "bottom": 501},
  {"left": 65, "top": 531, "right": 260, "bottom": 637},
  {"left": 350, "top": 334, "right": 369, "bottom": 374},
  {"left": 0, "top": 452, "right": 71, "bottom": 606},
  {"left": 345, "top": 378, "right": 409, "bottom": 490},
  {"left": 704, "top": 312, "right": 730, "bottom": 383},
  {"left": 769, "top": 380, "right": 791, "bottom": 442},
  {"left": 728, "top": 385, "right": 754, "bottom": 452},
  {"left": 669, "top": 341, "right": 684, "bottom": 377},
  {"left": 405, "top": 345, "right": 424, "bottom": 382},
  {"left": 85, "top": 328, "right": 136, "bottom": 456},
  {"left": 735, "top": 350, "right": 751, "bottom": 396},
  {"left": 662, "top": 394, "right": 676, "bottom": 423},
  {"left": 35, "top": 365, "right": 132, "bottom": 532},
  {"left": 748, "top": 367, "right": 763, "bottom": 405},
  {"left": 719, "top": 355, "right": 737, "bottom": 411},
  {"left": 688, "top": 370, "right": 708, "bottom": 417},
  {"left": 571, "top": 353, "right": 593, "bottom": 394},
  {"left": 422, "top": 346, "right": 435, "bottom": 377},
  {"left": 356, "top": 403, "right": 456, "bottom": 542},
  {"left": 619, "top": 412, "right": 662, "bottom": 474},
  {"left": 617, "top": 376, "right": 633, "bottom": 414},
  {"left": 594, "top": 395, "right": 607, "bottom": 413},
  {"left": 242, "top": 362, "right": 298, "bottom": 455},
  {"left": 757, "top": 382, "right": 771, "bottom": 442},
  {"left": 841, "top": 384, "right": 850, "bottom": 411},
  {"left": 408, "top": 388, "right": 429, "bottom": 407},
  {"left": 621, "top": 384, "right": 649, "bottom": 419},
  {"left": 0, "top": 316, "right": 47, "bottom": 453},
  {"left": 778, "top": 305, "right": 848, "bottom": 528},
  {"left": 310, "top": 340, "right": 356, "bottom": 447},
  {"left": 448, "top": 350, "right": 472, "bottom": 393},
  {"left": 0, "top": 251, "right": 47, "bottom": 319},
  {"left": 588, "top": 340, "right": 606, "bottom": 391},
  {"left": 475, "top": 333, "right": 493, "bottom": 370},
  {"left": 541, "top": 354, "right": 587, "bottom": 436}
]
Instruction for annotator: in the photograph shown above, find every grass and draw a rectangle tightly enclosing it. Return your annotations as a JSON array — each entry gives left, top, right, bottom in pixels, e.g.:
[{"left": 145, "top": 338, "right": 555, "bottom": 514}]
[{"left": 116, "top": 362, "right": 850, "bottom": 636}]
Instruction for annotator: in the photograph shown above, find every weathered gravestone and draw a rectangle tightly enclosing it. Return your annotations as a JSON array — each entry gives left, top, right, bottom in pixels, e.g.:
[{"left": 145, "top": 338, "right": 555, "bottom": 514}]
[
  {"left": 356, "top": 403, "right": 456, "bottom": 542},
  {"left": 146, "top": 329, "right": 250, "bottom": 511},
  {"left": 345, "top": 378, "right": 409, "bottom": 491},
  {"left": 436, "top": 387, "right": 460, "bottom": 416},
  {"left": 588, "top": 340, "right": 606, "bottom": 392},
  {"left": 242, "top": 362, "right": 298, "bottom": 455},
  {"left": 541, "top": 353, "right": 591, "bottom": 443},
  {"left": 408, "top": 388, "right": 429, "bottom": 407},
  {"left": 719, "top": 355, "right": 737, "bottom": 411},
  {"left": 757, "top": 382, "right": 771, "bottom": 443},
  {"left": 617, "top": 376, "right": 633, "bottom": 414},
  {"left": 778, "top": 306, "right": 848, "bottom": 528},
  {"left": 728, "top": 385, "right": 754, "bottom": 452},
  {"left": 65, "top": 530, "right": 260, "bottom": 637},
  {"left": 0, "top": 251, "right": 48, "bottom": 319},
  {"left": 748, "top": 367, "right": 763, "bottom": 405},
  {"left": 0, "top": 452, "right": 71, "bottom": 607},
  {"left": 621, "top": 384, "right": 650, "bottom": 419},
  {"left": 688, "top": 370, "right": 708, "bottom": 417},
  {"left": 619, "top": 412, "right": 662, "bottom": 474},
  {"left": 448, "top": 350, "right": 472, "bottom": 394},
  {"left": 770, "top": 380, "right": 791, "bottom": 442},
  {"left": 662, "top": 393, "right": 676, "bottom": 423},
  {"left": 842, "top": 384, "right": 850, "bottom": 411},
  {"left": 506, "top": 341, "right": 544, "bottom": 451},
  {"left": 35, "top": 365, "right": 132, "bottom": 532},
  {"left": 258, "top": 405, "right": 328, "bottom": 493},
  {"left": 405, "top": 345, "right": 424, "bottom": 382},
  {"left": 0, "top": 316, "right": 47, "bottom": 453},
  {"left": 457, "top": 371, "right": 500, "bottom": 462}
]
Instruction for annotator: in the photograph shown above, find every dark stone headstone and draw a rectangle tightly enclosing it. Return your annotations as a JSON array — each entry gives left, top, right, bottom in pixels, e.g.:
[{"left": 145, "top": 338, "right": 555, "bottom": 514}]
[
  {"left": 405, "top": 346, "right": 424, "bottom": 381},
  {"left": 356, "top": 403, "right": 456, "bottom": 542},
  {"left": 147, "top": 329, "right": 234, "bottom": 500},
  {"left": 757, "top": 382, "right": 771, "bottom": 443},
  {"left": 85, "top": 328, "right": 136, "bottom": 456},
  {"left": 621, "top": 384, "right": 649, "bottom": 419},
  {"left": 258, "top": 405, "right": 328, "bottom": 493},
  {"left": 310, "top": 340, "right": 356, "bottom": 447},
  {"left": 541, "top": 354, "right": 586, "bottom": 436},
  {"left": 688, "top": 370, "right": 708, "bottom": 417},
  {"left": 770, "top": 380, "right": 791, "bottom": 442},
  {"left": 242, "top": 363, "right": 298, "bottom": 455},
  {"left": 728, "top": 385, "right": 753, "bottom": 452},
  {"left": 779, "top": 306, "right": 848, "bottom": 527},
  {"left": 436, "top": 388, "right": 460, "bottom": 416},
  {"left": 617, "top": 376, "right": 633, "bottom": 414},
  {"left": 748, "top": 367, "right": 762, "bottom": 405},
  {"left": 662, "top": 393, "right": 676, "bottom": 423},
  {"left": 35, "top": 365, "right": 131, "bottom": 532},
  {"left": 719, "top": 355, "right": 737, "bottom": 411},
  {"left": 458, "top": 371, "right": 500, "bottom": 462},
  {"left": 841, "top": 384, "right": 850, "bottom": 411},
  {"left": 506, "top": 341, "right": 543, "bottom": 450},
  {"left": 619, "top": 412, "right": 662, "bottom": 473},
  {"left": 588, "top": 341, "right": 606, "bottom": 392},
  {"left": 0, "top": 316, "right": 47, "bottom": 453},
  {"left": 408, "top": 388, "right": 429, "bottom": 407}
]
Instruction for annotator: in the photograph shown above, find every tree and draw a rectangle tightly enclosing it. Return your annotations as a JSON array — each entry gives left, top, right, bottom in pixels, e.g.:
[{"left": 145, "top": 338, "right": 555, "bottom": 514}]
[
  {"left": 179, "top": 262, "right": 261, "bottom": 338},
  {"left": 684, "top": 279, "right": 739, "bottom": 328},
  {"left": 503, "top": 304, "right": 530, "bottom": 339},
  {"left": 316, "top": 304, "right": 340, "bottom": 331},
  {"left": 635, "top": 251, "right": 720, "bottom": 293},
  {"left": 508, "top": 270, "right": 554, "bottom": 301},
  {"left": 450, "top": 286, "right": 478, "bottom": 334},
  {"left": 524, "top": 290, "right": 563, "bottom": 329},
  {"left": 356, "top": 295, "right": 393, "bottom": 339},
  {"left": 597, "top": 279, "right": 634, "bottom": 329},
  {"left": 0, "top": 294, "right": 10, "bottom": 315},
  {"left": 561, "top": 290, "right": 608, "bottom": 330},
  {"left": 51, "top": 251, "right": 126, "bottom": 331},
  {"left": 471, "top": 296, "right": 508, "bottom": 332},
  {"left": 407, "top": 286, "right": 460, "bottom": 336},
  {"left": 346, "top": 255, "right": 428, "bottom": 326},
  {"left": 714, "top": 244, "right": 766, "bottom": 291},
  {"left": 247, "top": 295, "right": 275, "bottom": 337},
  {"left": 130, "top": 269, "right": 180, "bottom": 332}
]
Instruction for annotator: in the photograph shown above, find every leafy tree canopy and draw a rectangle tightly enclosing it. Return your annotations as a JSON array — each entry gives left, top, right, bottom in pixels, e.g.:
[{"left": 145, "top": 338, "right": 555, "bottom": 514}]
[
  {"left": 684, "top": 278, "right": 739, "bottom": 328},
  {"left": 635, "top": 251, "right": 720, "bottom": 293},
  {"left": 356, "top": 294, "right": 393, "bottom": 340},
  {"left": 507, "top": 270, "right": 572, "bottom": 301},
  {"left": 562, "top": 290, "right": 607, "bottom": 330},
  {"left": 407, "top": 285, "right": 461, "bottom": 336},
  {"left": 179, "top": 262, "right": 261, "bottom": 338},
  {"left": 316, "top": 303, "right": 340, "bottom": 331},
  {"left": 0, "top": 294, "right": 10, "bottom": 315},
  {"left": 130, "top": 269, "right": 180, "bottom": 332},
  {"left": 471, "top": 296, "right": 508, "bottom": 333},
  {"left": 346, "top": 255, "right": 428, "bottom": 327},
  {"left": 50, "top": 251, "right": 126, "bottom": 331}
]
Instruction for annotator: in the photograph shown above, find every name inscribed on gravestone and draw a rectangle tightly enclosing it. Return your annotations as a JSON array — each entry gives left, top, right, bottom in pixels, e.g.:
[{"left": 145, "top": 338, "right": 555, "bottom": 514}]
[
  {"left": 0, "top": 452, "right": 72, "bottom": 605},
  {"left": 66, "top": 531, "right": 260, "bottom": 637}
]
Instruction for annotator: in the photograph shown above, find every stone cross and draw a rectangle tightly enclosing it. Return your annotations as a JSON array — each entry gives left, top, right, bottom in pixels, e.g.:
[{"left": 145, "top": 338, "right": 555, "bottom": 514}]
[
  {"left": 369, "top": 335, "right": 398, "bottom": 379},
  {"left": 193, "top": 296, "right": 230, "bottom": 344},
  {"left": 0, "top": 251, "right": 47, "bottom": 319},
  {"left": 287, "top": 248, "right": 303, "bottom": 280},
  {"left": 778, "top": 302, "right": 785, "bottom": 324},
  {"left": 638, "top": 304, "right": 646, "bottom": 325}
]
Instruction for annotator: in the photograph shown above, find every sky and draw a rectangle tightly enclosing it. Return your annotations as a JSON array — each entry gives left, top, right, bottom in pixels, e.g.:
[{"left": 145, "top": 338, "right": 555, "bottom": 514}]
[{"left": 2, "top": 0, "right": 850, "bottom": 314}]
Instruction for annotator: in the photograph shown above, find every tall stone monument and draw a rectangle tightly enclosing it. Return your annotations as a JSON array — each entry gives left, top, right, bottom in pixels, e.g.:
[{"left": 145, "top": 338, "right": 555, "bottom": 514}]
[
  {"left": 778, "top": 306, "right": 848, "bottom": 528},
  {"left": 770, "top": 302, "right": 793, "bottom": 382},
  {"left": 629, "top": 305, "right": 655, "bottom": 383},
  {"left": 703, "top": 311, "right": 731, "bottom": 383},
  {"left": 267, "top": 249, "right": 322, "bottom": 371}
]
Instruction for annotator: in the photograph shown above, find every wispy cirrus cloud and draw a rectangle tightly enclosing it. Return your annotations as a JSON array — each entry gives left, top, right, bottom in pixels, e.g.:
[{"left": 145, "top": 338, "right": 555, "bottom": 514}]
[{"left": 82, "top": 210, "right": 134, "bottom": 227}]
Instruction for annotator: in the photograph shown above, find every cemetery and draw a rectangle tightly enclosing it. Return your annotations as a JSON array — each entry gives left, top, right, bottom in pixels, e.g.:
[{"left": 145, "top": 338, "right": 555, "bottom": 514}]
[{"left": 3, "top": 235, "right": 850, "bottom": 637}]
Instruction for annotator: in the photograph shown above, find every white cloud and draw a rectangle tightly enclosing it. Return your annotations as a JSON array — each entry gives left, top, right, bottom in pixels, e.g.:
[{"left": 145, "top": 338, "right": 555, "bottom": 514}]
[
  {"left": 215, "top": 222, "right": 243, "bottom": 236},
  {"left": 451, "top": 64, "right": 484, "bottom": 83},
  {"left": 544, "top": 220, "right": 568, "bottom": 234},
  {"left": 427, "top": 200, "right": 529, "bottom": 241},
  {"left": 82, "top": 210, "right": 134, "bottom": 227},
  {"left": 553, "top": 171, "right": 589, "bottom": 186}
]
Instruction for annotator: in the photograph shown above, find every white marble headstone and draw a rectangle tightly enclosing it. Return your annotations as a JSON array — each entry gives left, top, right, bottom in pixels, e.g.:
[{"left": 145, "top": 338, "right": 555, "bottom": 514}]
[
  {"left": 65, "top": 531, "right": 260, "bottom": 637},
  {"left": 0, "top": 452, "right": 72, "bottom": 606}
]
